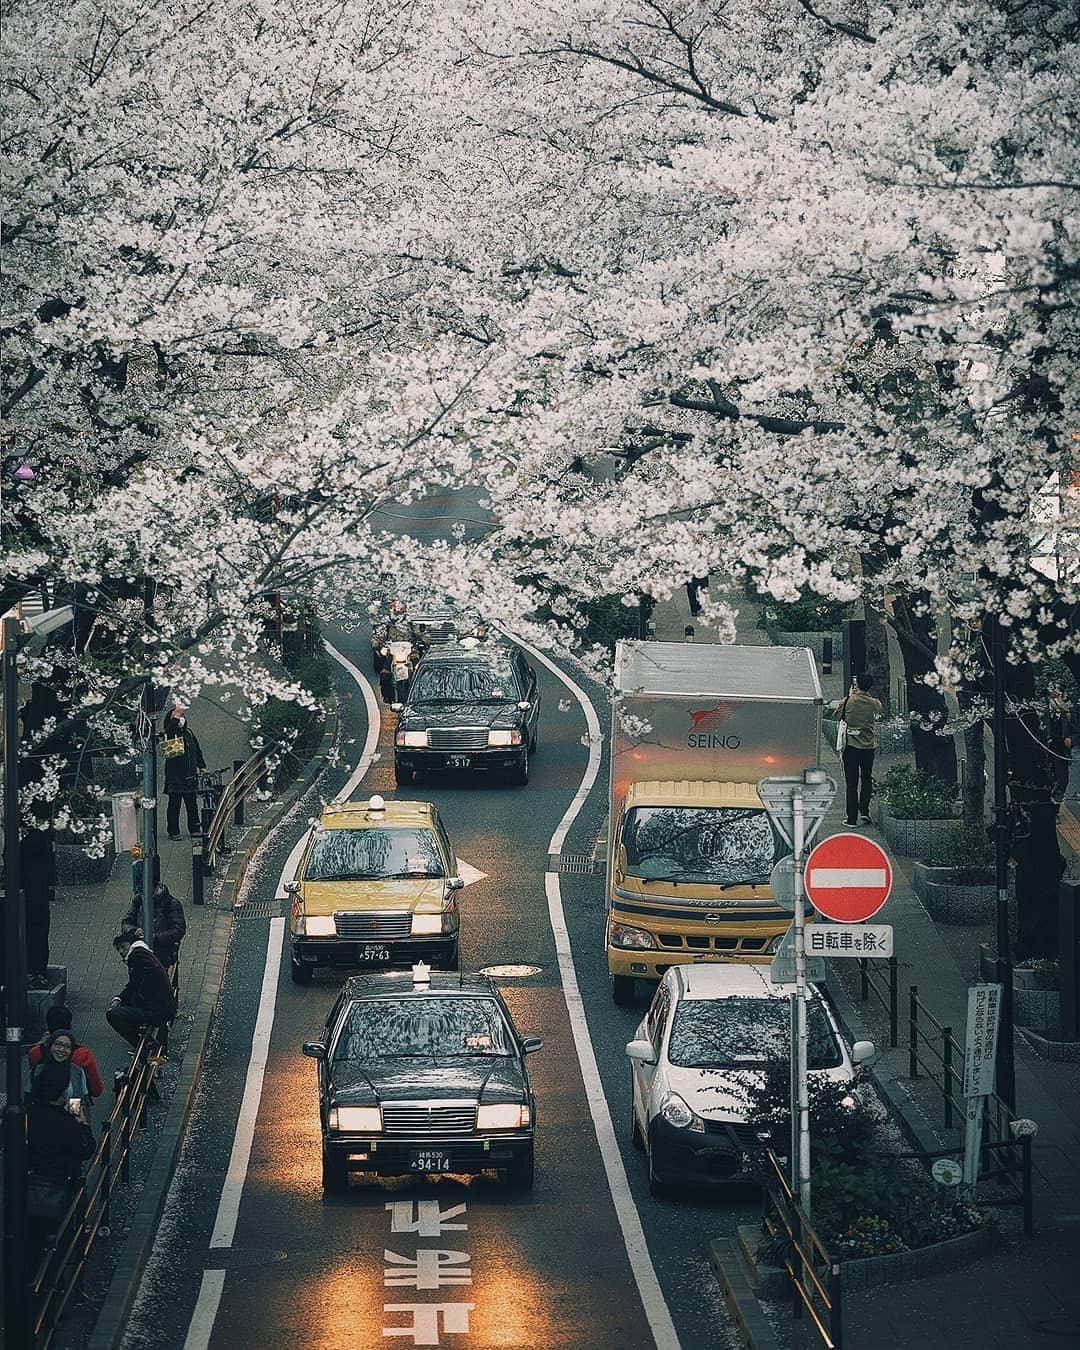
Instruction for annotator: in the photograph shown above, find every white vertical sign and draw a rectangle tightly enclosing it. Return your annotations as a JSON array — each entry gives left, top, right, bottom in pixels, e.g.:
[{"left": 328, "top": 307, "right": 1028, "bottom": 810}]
[{"left": 963, "top": 983, "right": 1002, "bottom": 1099}]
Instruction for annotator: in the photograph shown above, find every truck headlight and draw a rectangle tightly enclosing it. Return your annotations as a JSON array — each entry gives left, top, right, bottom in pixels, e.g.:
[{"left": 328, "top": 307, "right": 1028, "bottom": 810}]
[
  {"left": 411, "top": 913, "right": 443, "bottom": 936},
  {"left": 301, "top": 915, "right": 336, "bottom": 937},
  {"left": 477, "top": 1103, "right": 530, "bottom": 1130},
  {"left": 396, "top": 730, "right": 429, "bottom": 747},
  {"left": 766, "top": 933, "right": 785, "bottom": 953},
  {"left": 487, "top": 729, "right": 522, "bottom": 747},
  {"left": 609, "top": 922, "right": 658, "bottom": 950},
  {"left": 329, "top": 1105, "right": 382, "bottom": 1132},
  {"left": 660, "top": 1093, "right": 702, "bottom": 1132}
]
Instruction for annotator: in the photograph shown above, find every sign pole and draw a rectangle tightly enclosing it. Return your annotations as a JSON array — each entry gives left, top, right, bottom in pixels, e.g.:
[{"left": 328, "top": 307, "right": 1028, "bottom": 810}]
[{"left": 793, "top": 784, "right": 811, "bottom": 1216}]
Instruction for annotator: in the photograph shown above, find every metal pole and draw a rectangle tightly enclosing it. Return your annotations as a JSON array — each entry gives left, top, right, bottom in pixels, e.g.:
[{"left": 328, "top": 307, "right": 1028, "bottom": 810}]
[
  {"left": 233, "top": 758, "right": 245, "bottom": 827},
  {"left": 3, "top": 615, "right": 28, "bottom": 1345},
  {"left": 793, "top": 784, "right": 811, "bottom": 1216},
  {"left": 992, "top": 615, "right": 1016, "bottom": 1111},
  {"left": 141, "top": 580, "right": 157, "bottom": 955}
]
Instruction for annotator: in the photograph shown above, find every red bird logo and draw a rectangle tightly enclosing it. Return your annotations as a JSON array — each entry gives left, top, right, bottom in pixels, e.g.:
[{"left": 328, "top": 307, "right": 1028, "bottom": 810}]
[{"left": 688, "top": 703, "right": 727, "bottom": 730}]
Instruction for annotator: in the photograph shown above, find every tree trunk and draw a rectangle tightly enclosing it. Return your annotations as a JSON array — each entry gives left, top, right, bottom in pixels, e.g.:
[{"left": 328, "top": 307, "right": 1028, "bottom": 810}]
[
  {"left": 890, "top": 593, "right": 958, "bottom": 784},
  {"left": 863, "top": 599, "right": 891, "bottom": 716},
  {"left": 962, "top": 718, "right": 986, "bottom": 828}
]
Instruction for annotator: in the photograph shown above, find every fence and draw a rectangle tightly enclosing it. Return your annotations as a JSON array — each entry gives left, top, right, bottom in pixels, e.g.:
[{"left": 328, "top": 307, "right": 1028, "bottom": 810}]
[
  {"left": 29, "top": 1021, "right": 166, "bottom": 1347},
  {"left": 761, "top": 1150, "right": 843, "bottom": 1349},
  {"left": 857, "top": 955, "right": 898, "bottom": 1048}
]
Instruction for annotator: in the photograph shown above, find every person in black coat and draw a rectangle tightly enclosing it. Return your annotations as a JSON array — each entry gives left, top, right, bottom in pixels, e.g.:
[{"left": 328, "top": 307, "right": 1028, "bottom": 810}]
[
  {"left": 162, "top": 703, "right": 205, "bottom": 839},
  {"left": 28, "top": 1060, "right": 96, "bottom": 1182},
  {"left": 106, "top": 932, "right": 178, "bottom": 1048},
  {"left": 122, "top": 882, "right": 187, "bottom": 969}
]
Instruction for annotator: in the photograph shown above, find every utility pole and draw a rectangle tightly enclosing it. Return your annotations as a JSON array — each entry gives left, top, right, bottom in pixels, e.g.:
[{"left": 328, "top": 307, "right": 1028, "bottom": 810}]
[
  {"left": 141, "top": 579, "right": 157, "bottom": 955},
  {"left": 3, "top": 613, "right": 28, "bottom": 1345},
  {"left": 992, "top": 614, "right": 1016, "bottom": 1111},
  {"left": 792, "top": 781, "right": 811, "bottom": 1215}
]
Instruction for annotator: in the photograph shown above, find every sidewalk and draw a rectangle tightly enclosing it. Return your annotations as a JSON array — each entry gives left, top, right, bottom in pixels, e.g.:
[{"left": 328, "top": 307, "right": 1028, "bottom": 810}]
[{"left": 652, "top": 585, "right": 1080, "bottom": 1348}]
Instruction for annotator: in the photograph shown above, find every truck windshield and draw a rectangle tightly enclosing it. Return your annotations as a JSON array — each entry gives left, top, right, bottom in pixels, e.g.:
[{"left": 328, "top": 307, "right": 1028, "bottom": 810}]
[{"left": 622, "top": 806, "right": 781, "bottom": 886}]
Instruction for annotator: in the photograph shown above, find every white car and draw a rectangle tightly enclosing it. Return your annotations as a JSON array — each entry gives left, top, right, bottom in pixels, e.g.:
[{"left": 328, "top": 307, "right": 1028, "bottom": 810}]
[{"left": 626, "top": 963, "right": 874, "bottom": 1194}]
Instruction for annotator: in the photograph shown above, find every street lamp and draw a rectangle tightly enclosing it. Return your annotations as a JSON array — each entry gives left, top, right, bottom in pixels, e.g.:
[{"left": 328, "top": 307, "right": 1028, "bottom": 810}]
[{"left": 3, "top": 604, "right": 74, "bottom": 1345}]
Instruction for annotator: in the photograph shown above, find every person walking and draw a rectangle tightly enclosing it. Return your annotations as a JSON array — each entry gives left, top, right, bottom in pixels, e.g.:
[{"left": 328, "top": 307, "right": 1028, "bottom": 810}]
[
  {"left": 162, "top": 703, "right": 205, "bottom": 840},
  {"left": 122, "top": 880, "right": 187, "bottom": 969},
  {"left": 106, "top": 930, "right": 177, "bottom": 1049},
  {"left": 28, "top": 1017, "right": 104, "bottom": 1102},
  {"left": 833, "top": 672, "right": 883, "bottom": 827}
]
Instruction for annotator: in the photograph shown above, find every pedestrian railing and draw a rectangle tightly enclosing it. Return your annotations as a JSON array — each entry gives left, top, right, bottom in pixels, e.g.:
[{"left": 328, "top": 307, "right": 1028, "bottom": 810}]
[
  {"left": 761, "top": 1150, "right": 843, "bottom": 1350},
  {"left": 29, "top": 1026, "right": 164, "bottom": 1348},
  {"left": 856, "top": 955, "right": 899, "bottom": 1047},
  {"left": 906, "top": 984, "right": 965, "bottom": 1131}
]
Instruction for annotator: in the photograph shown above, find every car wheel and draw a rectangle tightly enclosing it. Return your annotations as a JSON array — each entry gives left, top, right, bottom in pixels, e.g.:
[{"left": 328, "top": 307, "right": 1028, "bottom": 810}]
[
  {"left": 505, "top": 1146, "right": 534, "bottom": 1190},
  {"left": 322, "top": 1146, "right": 348, "bottom": 1194},
  {"left": 509, "top": 746, "right": 529, "bottom": 786},
  {"left": 630, "top": 1099, "right": 644, "bottom": 1150},
  {"left": 394, "top": 761, "right": 414, "bottom": 786},
  {"left": 611, "top": 974, "right": 637, "bottom": 1006},
  {"left": 290, "top": 957, "right": 314, "bottom": 986}
]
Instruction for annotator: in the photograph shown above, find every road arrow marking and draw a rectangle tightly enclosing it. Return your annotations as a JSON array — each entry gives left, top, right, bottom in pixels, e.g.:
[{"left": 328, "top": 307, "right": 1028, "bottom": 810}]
[{"left": 457, "top": 859, "right": 487, "bottom": 887}]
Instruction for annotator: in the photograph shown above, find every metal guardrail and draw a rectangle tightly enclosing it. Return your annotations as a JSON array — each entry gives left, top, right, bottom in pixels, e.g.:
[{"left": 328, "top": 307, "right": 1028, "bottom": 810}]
[
  {"left": 761, "top": 1150, "right": 843, "bottom": 1350},
  {"left": 29, "top": 968, "right": 177, "bottom": 1348},
  {"left": 857, "top": 955, "right": 898, "bottom": 1047},
  {"left": 907, "top": 984, "right": 964, "bottom": 1131}
]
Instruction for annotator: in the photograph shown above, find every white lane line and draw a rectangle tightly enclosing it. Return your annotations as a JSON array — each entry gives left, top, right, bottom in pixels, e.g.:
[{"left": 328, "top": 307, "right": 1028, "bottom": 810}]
[
  {"left": 510, "top": 633, "right": 681, "bottom": 1350},
  {"left": 183, "top": 917, "right": 284, "bottom": 1350},
  {"left": 274, "top": 639, "right": 380, "bottom": 898}
]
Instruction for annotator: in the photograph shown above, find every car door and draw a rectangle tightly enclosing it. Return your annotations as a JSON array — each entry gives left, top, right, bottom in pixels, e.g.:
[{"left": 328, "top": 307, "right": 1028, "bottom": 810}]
[
  {"left": 511, "top": 651, "right": 540, "bottom": 740},
  {"left": 632, "top": 981, "right": 671, "bottom": 1134}
]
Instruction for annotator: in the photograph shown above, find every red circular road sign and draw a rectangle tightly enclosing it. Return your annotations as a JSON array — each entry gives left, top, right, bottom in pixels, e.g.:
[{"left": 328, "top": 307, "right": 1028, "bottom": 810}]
[{"left": 804, "top": 833, "right": 893, "bottom": 923}]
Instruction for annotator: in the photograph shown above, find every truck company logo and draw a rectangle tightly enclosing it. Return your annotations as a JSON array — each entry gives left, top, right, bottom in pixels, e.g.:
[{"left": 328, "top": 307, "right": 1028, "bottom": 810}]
[{"left": 687, "top": 703, "right": 741, "bottom": 750}]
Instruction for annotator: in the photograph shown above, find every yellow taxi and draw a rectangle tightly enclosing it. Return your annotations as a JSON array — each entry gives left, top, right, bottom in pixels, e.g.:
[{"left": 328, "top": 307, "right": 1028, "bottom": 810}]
[{"left": 287, "top": 795, "right": 464, "bottom": 985}]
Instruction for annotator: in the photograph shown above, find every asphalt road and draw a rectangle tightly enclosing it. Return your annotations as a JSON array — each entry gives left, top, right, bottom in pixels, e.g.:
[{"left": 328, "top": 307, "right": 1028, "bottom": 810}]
[{"left": 122, "top": 584, "right": 753, "bottom": 1350}]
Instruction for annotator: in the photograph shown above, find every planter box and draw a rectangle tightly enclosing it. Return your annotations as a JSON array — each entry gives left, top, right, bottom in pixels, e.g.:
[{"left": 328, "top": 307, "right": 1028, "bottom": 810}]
[
  {"left": 56, "top": 838, "right": 116, "bottom": 887},
  {"left": 838, "top": 1221, "right": 993, "bottom": 1294},
  {"left": 912, "top": 863, "right": 1014, "bottom": 925},
  {"left": 875, "top": 805, "right": 962, "bottom": 865},
  {"left": 1013, "top": 965, "right": 1059, "bottom": 991},
  {"left": 1014, "top": 987, "right": 1060, "bottom": 1034},
  {"left": 1019, "top": 1028, "right": 1080, "bottom": 1063},
  {"left": 764, "top": 626, "right": 844, "bottom": 664}
]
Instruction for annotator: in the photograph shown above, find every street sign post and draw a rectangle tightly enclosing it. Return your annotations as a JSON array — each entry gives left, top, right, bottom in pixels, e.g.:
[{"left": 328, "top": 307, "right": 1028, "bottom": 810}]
[
  {"left": 806, "top": 923, "right": 893, "bottom": 958},
  {"left": 759, "top": 769, "right": 837, "bottom": 1216},
  {"left": 804, "top": 832, "right": 893, "bottom": 923},
  {"left": 768, "top": 856, "right": 796, "bottom": 914},
  {"left": 770, "top": 922, "right": 827, "bottom": 983},
  {"left": 962, "top": 983, "right": 1003, "bottom": 1187}
]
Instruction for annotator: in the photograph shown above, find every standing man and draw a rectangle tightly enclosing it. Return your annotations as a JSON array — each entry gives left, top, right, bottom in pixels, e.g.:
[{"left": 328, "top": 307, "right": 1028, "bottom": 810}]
[
  {"left": 833, "top": 672, "right": 883, "bottom": 827},
  {"left": 162, "top": 702, "right": 205, "bottom": 841}
]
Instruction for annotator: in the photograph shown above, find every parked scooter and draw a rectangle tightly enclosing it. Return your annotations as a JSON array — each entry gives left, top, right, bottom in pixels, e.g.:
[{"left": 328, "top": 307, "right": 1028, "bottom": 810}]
[{"left": 380, "top": 639, "right": 419, "bottom": 703}]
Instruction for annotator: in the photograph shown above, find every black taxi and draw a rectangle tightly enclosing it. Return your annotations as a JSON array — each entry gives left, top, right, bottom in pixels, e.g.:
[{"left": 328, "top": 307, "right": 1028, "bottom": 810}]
[{"left": 302, "top": 965, "right": 542, "bottom": 1192}]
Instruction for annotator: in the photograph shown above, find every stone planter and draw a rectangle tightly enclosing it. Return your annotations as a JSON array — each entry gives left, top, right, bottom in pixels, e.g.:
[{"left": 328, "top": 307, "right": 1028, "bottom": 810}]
[
  {"left": 1013, "top": 965, "right": 1059, "bottom": 991},
  {"left": 874, "top": 805, "right": 962, "bottom": 865},
  {"left": 764, "top": 625, "right": 844, "bottom": 664},
  {"left": 912, "top": 863, "right": 1013, "bottom": 925},
  {"left": 56, "top": 837, "right": 116, "bottom": 886},
  {"left": 1014, "top": 988, "right": 1060, "bottom": 1034}
]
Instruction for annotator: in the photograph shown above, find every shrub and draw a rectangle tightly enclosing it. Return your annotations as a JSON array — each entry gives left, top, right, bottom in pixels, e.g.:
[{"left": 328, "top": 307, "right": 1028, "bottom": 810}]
[
  {"left": 252, "top": 646, "right": 332, "bottom": 764},
  {"left": 880, "top": 762, "right": 960, "bottom": 820},
  {"left": 938, "top": 824, "right": 994, "bottom": 883},
  {"left": 758, "top": 590, "right": 849, "bottom": 633}
]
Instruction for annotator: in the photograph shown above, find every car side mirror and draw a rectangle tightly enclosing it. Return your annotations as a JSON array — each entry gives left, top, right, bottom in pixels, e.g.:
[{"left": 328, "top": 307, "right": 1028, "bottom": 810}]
[
  {"left": 517, "top": 700, "right": 531, "bottom": 711},
  {"left": 625, "top": 1039, "right": 656, "bottom": 1065},
  {"left": 521, "top": 1036, "right": 543, "bottom": 1054},
  {"left": 851, "top": 1040, "right": 876, "bottom": 1065},
  {"left": 447, "top": 877, "right": 465, "bottom": 891},
  {"left": 391, "top": 702, "right": 403, "bottom": 712},
  {"left": 302, "top": 1041, "right": 326, "bottom": 1060},
  {"left": 284, "top": 881, "right": 300, "bottom": 896}
]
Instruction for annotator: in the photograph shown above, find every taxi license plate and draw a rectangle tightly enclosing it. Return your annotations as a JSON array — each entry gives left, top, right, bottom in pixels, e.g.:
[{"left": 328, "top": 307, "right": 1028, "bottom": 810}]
[
  {"left": 409, "top": 1150, "right": 451, "bottom": 1172},
  {"left": 357, "top": 945, "right": 391, "bottom": 962},
  {"left": 448, "top": 755, "right": 471, "bottom": 769}
]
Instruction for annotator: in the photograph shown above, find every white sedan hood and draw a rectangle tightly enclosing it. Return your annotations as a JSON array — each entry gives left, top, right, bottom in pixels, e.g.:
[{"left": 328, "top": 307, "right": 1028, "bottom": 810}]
[{"left": 667, "top": 1061, "right": 854, "bottom": 1122}]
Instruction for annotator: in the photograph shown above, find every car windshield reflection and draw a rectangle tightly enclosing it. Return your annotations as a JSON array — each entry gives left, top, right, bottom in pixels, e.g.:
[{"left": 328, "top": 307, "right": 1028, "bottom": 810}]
[
  {"left": 410, "top": 664, "right": 516, "bottom": 703},
  {"left": 304, "top": 827, "right": 445, "bottom": 882},
  {"left": 334, "top": 997, "right": 514, "bottom": 1060},
  {"left": 667, "top": 996, "right": 843, "bottom": 1070}
]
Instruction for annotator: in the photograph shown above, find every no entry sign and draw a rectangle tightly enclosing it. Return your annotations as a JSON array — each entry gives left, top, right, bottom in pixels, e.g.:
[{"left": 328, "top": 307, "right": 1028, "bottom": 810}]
[{"left": 804, "top": 833, "right": 893, "bottom": 923}]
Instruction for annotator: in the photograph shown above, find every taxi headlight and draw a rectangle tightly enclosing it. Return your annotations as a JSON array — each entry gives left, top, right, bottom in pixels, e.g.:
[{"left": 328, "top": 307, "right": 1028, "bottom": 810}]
[
  {"left": 477, "top": 1103, "right": 530, "bottom": 1130},
  {"left": 487, "top": 729, "right": 522, "bottom": 747},
  {"left": 303, "top": 915, "right": 337, "bottom": 937},
  {"left": 329, "top": 1105, "right": 382, "bottom": 1132},
  {"left": 411, "top": 913, "right": 443, "bottom": 936},
  {"left": 396, "top": 730, "right": 429, "bottom": 747},
  {"left": 660, "top": 1093, "right": 702, "bottom": 1132},
  {"left": 609, "top": 922, "right": 657, "bottom": 951}
]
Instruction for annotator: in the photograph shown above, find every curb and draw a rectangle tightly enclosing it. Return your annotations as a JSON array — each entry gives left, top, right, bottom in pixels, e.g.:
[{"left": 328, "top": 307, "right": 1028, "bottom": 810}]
[
  {"left": 88, "top": 706, "right": 339, "bottom": 1350},
  {"left": 708, "top": 1239, "right": 783, "bottom": 1350}
]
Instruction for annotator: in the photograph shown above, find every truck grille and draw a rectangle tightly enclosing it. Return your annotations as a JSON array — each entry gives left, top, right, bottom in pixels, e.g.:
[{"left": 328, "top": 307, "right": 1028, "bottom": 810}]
[
  {"left": 381, "top": 1101, "right": 477, "bottom": 1135},
  {"left": 428, "top": 727, "right": 488, "bottom": 751},
  {"left": 334, "top": 912, "right": 412, "bottom": 940},
  {"left": 655, "top": 933, "right": 768, "bottom": 953}
]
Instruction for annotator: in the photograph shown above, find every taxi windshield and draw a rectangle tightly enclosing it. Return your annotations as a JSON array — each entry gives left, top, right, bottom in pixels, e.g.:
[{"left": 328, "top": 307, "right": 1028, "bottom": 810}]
[
  {"left": 667, "top": 996, "right": 843, "bottom": 1070},
  {"left": 334, "top": 997, "right": 513, "bottom": 1060},
  {"left": 304, "top": 827, "right": 444, "bottom": 882},
  {"left": 622, "top": 806, "right": 783, "bottom": 887},
  {"left": 410, "top": 663, "right": 514, "bottom": 703}
]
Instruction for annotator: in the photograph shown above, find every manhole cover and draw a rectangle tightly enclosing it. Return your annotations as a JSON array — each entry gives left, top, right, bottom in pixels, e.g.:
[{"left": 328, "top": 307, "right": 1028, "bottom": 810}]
[
  {"left": 479, "top": 964, "right": 544, "bottom": 979},
  {"left": 202, "top": 1248, "right": 288, "bottom": 1270}
]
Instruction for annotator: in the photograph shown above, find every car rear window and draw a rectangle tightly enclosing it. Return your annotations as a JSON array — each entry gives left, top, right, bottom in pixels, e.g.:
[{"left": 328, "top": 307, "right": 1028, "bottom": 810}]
[
  {"left": 667, "top": 995, "right": 843, "bottom": 1070},
  {"left": 304, "top": 827, "right": 445, "bottom": 882},
  {"left": 333, "top": 997, "right": 513, "bottom": 1060}
]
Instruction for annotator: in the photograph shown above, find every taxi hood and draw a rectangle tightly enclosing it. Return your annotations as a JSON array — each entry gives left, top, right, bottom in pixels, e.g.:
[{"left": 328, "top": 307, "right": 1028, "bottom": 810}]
[
  {"left": 330, "top": 1057, "right": 525, "bottom": 1104},
  {"left": 300, "top": 878, "right": 448, "bottom": 914}
]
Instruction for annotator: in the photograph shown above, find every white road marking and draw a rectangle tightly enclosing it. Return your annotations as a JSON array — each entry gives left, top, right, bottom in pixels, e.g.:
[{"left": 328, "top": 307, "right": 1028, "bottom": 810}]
[
  {"left": 274, "top": 639, "right": 380, "bottom": 898},
  {"left": 809, "top": 867, "right": 887, "bottom": 888},
  {"left": 387, "top": 1199, "right": 468, "bottom": 1235},
  {"left": 456, "top": 859, "right": 487, "bottom": 886},
  {"left": 509, "top": 631, "right": 681, "bottom": 1350}
]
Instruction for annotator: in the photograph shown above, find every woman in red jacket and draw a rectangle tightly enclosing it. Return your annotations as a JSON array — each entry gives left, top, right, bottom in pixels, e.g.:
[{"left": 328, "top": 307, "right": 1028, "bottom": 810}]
[{"left": 28, "top": 1008, "right": 105, "bottom": 1100}]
